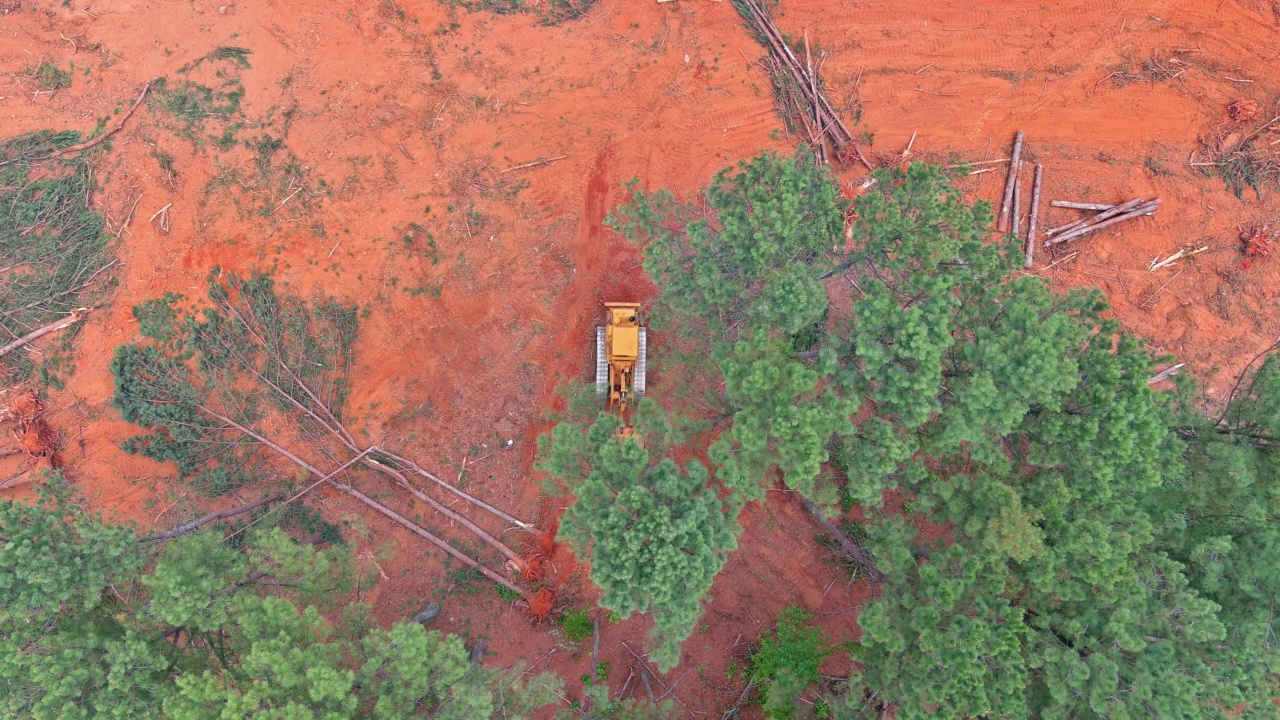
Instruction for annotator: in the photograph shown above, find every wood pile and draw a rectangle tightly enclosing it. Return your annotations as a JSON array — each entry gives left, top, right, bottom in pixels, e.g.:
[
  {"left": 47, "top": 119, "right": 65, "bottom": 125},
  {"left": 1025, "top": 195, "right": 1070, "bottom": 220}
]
[
  {"left": 991, "top": 131, "right": 1160, "bottom": 264},
  {"left": 1042, "top": 197, "right": 1161, "bottom": 246},
  {"left": 732, "top": 0, "right": 872, "bottom": 169}
]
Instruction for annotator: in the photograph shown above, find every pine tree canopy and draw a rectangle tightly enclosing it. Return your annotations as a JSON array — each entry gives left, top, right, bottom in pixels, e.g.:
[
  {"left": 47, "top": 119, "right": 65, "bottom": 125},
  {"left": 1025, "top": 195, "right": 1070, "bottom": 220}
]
[
  {"left": 601, "top": 155, "right": 1280, "bottom": 717},
  {"left": 0, "top": 480, "right": 561, "bottom": 719},
  {"left": 539, "top": 409, "right": 739, "bottom": 671}
]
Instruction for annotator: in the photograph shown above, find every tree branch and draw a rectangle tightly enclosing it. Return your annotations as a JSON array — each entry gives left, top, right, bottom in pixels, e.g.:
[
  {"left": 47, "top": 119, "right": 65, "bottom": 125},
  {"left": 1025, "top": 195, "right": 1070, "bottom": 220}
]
[{"left": 0, "top": 309, "right": 89, "bottom": 359}]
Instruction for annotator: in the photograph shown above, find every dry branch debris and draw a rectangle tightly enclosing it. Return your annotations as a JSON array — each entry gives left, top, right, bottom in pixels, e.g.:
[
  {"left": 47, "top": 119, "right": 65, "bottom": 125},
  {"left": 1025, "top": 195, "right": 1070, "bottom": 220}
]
[
  {"left": 500, "top": 155, "right": 567, "bottom": 174},
  {"left": 50, "top": 84, "right": 151, "bottom": 158},
  {"left": 0, "top": 389, "right": 61, "bottom": 478},
  {"left": 734, "top": 0, "right": 872, "bottom": 169},
  {"left": 1241, "top": 225, "right": 1272, "bottom": 267},
  {"left": 802, "top": 499, "right": 883, "bottom": 582},
  {"left": 1149, "top": 246, "right": 1208, "bottom": 271}
]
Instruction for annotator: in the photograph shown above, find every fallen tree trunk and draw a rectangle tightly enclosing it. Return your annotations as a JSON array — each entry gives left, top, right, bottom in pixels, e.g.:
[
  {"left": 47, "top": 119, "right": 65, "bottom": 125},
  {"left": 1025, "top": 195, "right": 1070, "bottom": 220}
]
[
  {"left": 200, "top": 405, "right": 524, "bottom": 594},
  {"left": 216, "top": 298, "right": 535, "bottom": 538},
  {"left": 216, "top": 293, "right": 535, "bottom": 550},
  {"left": 354, "top": 454, "right": 524, "bottom": 568},
  {"left": 141, "top": 492, "right": 284, "bottom": 543},
  {"left": 0, "top": 470, "right": 33, "bottom": 491},
  {"left": 335, "top": 481, "right": 524, "bottom": 594},
  {"left": 1011, "top": 160, "right": 1023, "bottom": 237},
  {"left": 1025, "top": 163, "right": 1044, "bottom": 268},
  {"left": 997, "top": 131, "right": 1024, "bottom": 232},
  {"left": 801, "top": 499, "right": 883, "bottom": 582},
  {"left": 377, "top": 451, "right": 533, "bottom": 529},
  {"left": 0, "top": 309, "right": 88, "bottom": 359}
]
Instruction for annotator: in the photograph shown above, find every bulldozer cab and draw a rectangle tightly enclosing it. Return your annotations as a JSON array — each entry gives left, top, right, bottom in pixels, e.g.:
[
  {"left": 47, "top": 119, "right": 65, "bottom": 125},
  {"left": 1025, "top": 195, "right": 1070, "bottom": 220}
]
[{"left": 596, "top": 303, "right": 646, "bottom": 430}]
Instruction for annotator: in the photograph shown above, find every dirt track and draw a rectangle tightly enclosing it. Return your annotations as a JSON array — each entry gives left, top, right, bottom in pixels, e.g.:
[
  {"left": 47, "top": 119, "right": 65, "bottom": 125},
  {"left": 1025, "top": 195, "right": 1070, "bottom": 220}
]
[{"left": 3, "top": 0, "right": 1280, "bottom": 715}]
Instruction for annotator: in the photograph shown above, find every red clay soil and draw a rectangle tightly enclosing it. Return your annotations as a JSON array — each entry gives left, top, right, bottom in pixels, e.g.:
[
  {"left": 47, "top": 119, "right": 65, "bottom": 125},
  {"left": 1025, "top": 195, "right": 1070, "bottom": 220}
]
[{"left": 2, "top": 0, "right": 1280, "bottom": 716}]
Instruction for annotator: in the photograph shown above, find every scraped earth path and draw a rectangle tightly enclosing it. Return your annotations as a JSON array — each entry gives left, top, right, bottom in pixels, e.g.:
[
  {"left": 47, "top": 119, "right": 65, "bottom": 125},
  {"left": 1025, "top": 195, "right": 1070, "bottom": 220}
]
[{"left": 1, "top": 0, "right": 1279, "bottom": 716}]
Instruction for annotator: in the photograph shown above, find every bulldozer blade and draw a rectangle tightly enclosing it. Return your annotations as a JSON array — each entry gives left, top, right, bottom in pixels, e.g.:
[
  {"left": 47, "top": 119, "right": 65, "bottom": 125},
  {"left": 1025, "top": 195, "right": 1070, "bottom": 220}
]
[
  {"left": 595, "top": 326, "right": 608, "bottom": 397},
  {"left": 634, "top": 327, "right": 647, "bottom": 397}
]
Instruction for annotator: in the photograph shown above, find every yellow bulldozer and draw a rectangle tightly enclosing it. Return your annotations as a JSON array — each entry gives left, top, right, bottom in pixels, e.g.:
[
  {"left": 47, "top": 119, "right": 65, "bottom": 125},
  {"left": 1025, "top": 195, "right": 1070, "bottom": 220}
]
[{"left": 596, "top": 303, "right": 646, "bottom": 433}]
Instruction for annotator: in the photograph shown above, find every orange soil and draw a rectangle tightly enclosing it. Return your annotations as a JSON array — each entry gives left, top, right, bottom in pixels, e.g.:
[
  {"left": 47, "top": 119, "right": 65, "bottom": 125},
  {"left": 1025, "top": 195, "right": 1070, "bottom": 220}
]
[{"left": 3, "top": 0, "right": 1280, "bottom": 715}]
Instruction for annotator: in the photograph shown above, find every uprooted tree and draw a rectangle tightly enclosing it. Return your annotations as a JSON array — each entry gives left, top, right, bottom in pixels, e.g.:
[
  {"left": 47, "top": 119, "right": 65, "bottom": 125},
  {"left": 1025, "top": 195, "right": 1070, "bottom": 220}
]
[
  {"left": 573, "top": 152, "right": 1280, "bottom": 717},
  {"left": 111, "top": 269, "right": 534, "bottom": 594},
  {"left": 0, "top": 479, "right": 560, "bottom": 718}
]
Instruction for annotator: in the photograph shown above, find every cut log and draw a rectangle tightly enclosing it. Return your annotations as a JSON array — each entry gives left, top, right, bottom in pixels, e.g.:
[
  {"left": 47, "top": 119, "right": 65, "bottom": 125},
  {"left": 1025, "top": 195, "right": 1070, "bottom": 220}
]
[
  {"left": 1011, "top": 160, "right": 1023, "bottom": 237},
  {"left": 1046, "top": 197, "right": 1146, "bottom": 239},
  {"left": 1025, "top": 164, "right": 1044, "bottom": 268},
  {"left": 1045, "top": 218, "right": 1090, "bottom": 238},
  {"left": 1046, "top": 198, "right": 1160, "bottom": 246},
  {"left": 997, "top": 131, "right": 1024, "bottom": 232},
  {"left": 1148, "top": 363, "right": 1185, "bottom": 385},
  {"left": 141, "top": 493, "right": 284, "bottom": 543},
  {"left": 1050, "top": 200, "right": 1116, "bottom": 211}
]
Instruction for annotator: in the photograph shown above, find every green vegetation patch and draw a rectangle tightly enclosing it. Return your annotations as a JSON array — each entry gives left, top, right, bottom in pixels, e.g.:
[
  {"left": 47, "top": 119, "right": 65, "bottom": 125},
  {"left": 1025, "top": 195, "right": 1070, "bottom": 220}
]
[
  {"left": 149, "top": 75, "right": 246, "bottom": 146},
  {"left": 0, "top": 479, "right": 562, "bottom": 718},
  {"left": 559, "top": 607, "right": 593, "bottom": 643},
  {"left": 448, "top": 0, "right": 599, "bottom": 25},
  {"left": 748, "top": 606, "right": 831, "bottom": 719},
  {"left": 0, "top": 131, "right": 114, "bottom": 384},
  {"left": 114, "top": 271, "right": 358, "bottom": 496},
  {"left": 35, "top": 61, "right": 72, "bottom": 91}
]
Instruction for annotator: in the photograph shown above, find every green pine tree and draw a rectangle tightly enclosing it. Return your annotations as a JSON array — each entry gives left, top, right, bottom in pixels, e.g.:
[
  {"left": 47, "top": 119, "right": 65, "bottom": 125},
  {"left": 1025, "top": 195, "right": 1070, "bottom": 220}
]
[
  {"left": 613, "top": 154, "right": 1280, "bottom": 715},
  {"left": 538, "top": 408, "right": 739, "bottom": 671},
  {"left": 0, "top": 480, "right": 561, "bottom": 719}
]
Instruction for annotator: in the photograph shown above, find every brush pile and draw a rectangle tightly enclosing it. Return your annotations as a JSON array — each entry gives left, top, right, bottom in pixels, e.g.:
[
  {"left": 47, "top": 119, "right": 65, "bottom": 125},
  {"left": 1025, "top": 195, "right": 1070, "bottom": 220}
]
[
  {"left": 1199, "top": 101, "right": 1280, "bottom": 199},
  {"left": 731, "top": 0, "right": 871, "bottom": 169},
  {"left": 1, "top": 131, "right": 117, "bottom": 381}
]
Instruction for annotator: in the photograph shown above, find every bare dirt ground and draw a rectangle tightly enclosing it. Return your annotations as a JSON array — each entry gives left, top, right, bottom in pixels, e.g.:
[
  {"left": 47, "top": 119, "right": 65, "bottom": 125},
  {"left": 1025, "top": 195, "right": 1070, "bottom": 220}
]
[{"left": 3, "top": 0, "right": 1280, "bottom": 716}]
